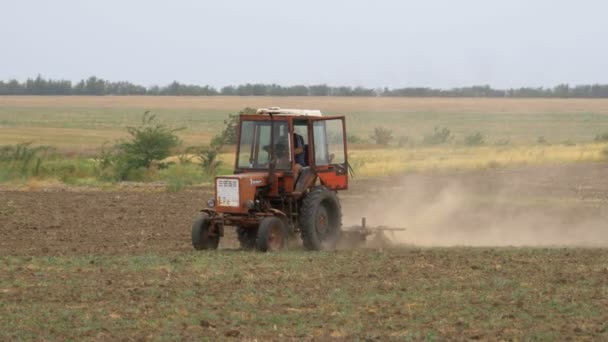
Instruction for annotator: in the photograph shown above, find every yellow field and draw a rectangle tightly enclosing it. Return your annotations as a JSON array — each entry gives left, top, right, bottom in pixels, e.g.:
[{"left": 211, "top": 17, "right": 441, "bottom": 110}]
[{"left": 347, "top": 143, "right": 606, "bottom": 176}]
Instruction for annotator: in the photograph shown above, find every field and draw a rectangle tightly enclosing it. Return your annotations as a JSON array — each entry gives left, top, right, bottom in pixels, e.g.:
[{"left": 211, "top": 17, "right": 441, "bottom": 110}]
[
  {"left": 3, "top": 96, "right": 608, "bottom": 151},
  {"left": 1, "top": 96, "right": 608, "bottom": 340},
  {"left": 1, "top": 164, "right": 608, "bottom": 340}
]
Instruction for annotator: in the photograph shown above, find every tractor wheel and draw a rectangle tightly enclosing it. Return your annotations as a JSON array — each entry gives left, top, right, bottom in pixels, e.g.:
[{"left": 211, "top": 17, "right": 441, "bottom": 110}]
[
  {"left": 237, "top": 226, "right": 257, "bottom": 250},
  {"left": 256, "top": 216, "right": 288, "bottom": 252},
  {"left": 191, "top": 213, "right": 220, "bottom": 250},
  {"left": 299, "top": 186, "right": 342, "bottom": 250}
]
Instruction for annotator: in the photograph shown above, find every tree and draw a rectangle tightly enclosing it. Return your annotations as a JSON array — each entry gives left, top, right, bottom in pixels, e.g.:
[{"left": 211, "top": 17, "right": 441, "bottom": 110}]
[
  {"left": 84, "top": 76, "right": 106, "bottom": 95},
  {"left": 370, "top": 127, "right": 394, "bottom": 146}
]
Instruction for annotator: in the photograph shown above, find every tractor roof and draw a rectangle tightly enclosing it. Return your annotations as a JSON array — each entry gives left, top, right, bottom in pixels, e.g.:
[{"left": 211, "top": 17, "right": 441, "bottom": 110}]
[{"left": 255, "top": 107, "right": 323, "bottom": 117}]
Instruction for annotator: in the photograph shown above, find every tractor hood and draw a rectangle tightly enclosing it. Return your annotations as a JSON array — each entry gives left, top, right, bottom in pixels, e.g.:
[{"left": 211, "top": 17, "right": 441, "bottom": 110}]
[
  {"left": 228, "top": 172, "right": 269, "bottom": 188},
  {"left": 214, "top": 173, "right": 268, "bottom": 214}
]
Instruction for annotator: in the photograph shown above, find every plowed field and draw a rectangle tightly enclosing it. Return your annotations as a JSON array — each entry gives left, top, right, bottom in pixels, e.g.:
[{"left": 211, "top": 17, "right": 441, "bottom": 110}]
[{"left": 1, "top": 164, "right": 608, "bottom": 340}]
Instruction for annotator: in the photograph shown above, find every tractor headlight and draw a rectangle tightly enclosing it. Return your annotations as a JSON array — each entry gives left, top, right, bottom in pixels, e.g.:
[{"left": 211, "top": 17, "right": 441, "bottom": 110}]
[{"left": 207, "top": 198, "right": 216, "bottom": 208}]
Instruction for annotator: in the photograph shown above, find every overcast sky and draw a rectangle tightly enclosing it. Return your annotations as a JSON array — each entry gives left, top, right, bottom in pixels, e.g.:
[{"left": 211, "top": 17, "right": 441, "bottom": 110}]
[{"left": 1, "top": 0, "right": 607, "bottom": 88}]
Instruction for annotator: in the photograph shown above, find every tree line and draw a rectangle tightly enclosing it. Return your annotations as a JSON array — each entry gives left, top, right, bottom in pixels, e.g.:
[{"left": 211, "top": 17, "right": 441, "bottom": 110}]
[{"left": 2, "top": 75, "right": 608, "bottom": 98}]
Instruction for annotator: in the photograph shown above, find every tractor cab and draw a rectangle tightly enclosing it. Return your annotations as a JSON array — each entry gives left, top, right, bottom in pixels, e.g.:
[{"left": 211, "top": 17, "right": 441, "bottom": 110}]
[
  {"left": 192, "top": 108, "right": 349, "bottom": 252},
  {"left": 235, "top": 108, "right": 348, "bottom": 193}
]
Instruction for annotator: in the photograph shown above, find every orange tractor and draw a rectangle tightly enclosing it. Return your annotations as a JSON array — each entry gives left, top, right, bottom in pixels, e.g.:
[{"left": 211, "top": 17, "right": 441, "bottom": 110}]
[{"left": 191, "top": 108, "right": 400, "bottom": 251}]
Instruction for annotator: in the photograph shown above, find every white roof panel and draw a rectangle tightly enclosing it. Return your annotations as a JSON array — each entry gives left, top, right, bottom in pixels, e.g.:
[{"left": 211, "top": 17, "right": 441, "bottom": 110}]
[{"left": 256, "top": 107, "right": 323, "bottom": 117}]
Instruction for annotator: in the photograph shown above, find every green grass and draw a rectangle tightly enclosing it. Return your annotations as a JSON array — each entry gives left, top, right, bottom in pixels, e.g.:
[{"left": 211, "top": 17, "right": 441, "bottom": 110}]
[
  {"left": 1, "top": 143, "right": 605, "bottom": 187},
  {"left": 1, "top": 248, "right": 607, "bottom": 340}
]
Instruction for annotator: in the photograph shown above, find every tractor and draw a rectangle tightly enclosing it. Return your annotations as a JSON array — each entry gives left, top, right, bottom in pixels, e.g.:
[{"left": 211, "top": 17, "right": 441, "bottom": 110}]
[{"left": 191, "top": 107, "right": 401, "bottom": 251}]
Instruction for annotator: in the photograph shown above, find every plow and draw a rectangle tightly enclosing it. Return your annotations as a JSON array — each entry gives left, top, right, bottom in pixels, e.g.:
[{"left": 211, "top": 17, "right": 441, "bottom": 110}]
[{"left": 339, "top": 217, "right": 406, "bottom": 247}]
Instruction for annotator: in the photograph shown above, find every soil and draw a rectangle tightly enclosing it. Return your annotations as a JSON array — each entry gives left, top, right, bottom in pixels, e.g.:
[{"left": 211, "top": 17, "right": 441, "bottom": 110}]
[
  {"left": 1, "top": 163, "right": 608, "bottom": 256},
  {"left": 1, "top": 163, "right": 608, "bottom": 340}
]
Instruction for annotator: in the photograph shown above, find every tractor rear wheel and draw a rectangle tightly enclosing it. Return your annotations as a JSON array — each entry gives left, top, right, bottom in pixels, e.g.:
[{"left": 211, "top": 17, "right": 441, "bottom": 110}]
[
  {"left": 191, "top": 213, "right": 220, "bottom": 250},
  {"left": 256, "top": 216, "right": 287, "bottom": 252},
  {"left": 299, "top": 186, "right": 342, "bottom": 250},
  {"left": 237, "top": 226, "right": 257, "bottom": 250}
]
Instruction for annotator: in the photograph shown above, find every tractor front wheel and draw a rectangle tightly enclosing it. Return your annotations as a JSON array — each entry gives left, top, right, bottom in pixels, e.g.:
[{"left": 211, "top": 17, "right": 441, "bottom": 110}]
[
  {"left": 191, "top": 213, "right": 220, "bottom": 250},
  {"left": 299, "top": 186, "right": 342, "bottom": 250},
  {"left": 256, "top": 216, "right": 287, "bottom": 252}
]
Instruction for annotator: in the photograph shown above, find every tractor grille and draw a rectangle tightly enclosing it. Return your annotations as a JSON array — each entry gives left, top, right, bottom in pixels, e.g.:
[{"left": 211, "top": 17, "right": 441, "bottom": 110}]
[{"left": 217, "top": 178, "right": 239, "bottom": 207}]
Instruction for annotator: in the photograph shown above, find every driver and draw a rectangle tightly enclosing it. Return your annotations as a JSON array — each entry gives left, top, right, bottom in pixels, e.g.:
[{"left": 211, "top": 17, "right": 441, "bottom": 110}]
[
  {"left": 273, "top": 133, "right": 306, "bottom": 180},
  {"left": 293, "top": 133, "right": 305, "bottom": 167}
]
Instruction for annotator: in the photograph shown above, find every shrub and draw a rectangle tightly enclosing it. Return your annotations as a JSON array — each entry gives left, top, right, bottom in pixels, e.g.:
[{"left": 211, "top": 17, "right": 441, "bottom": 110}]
[
  {"left": 464, "top": 132, "right": 485, "bottom": 146},
  {"left": 117, "top": 112, "right": 183, "bottom": 170},
  {"left": 0, "top": 142, "right": 52, "bottom": 178},
  {"left": 397, "top": 136, "right": 411, "bottom": 147},
  {"left": 198, "top": 146, "right": 222, "bottom": 176},
  {"left": 370, "top": 127, "right": 393, "bottom": 146},
  {"left": 594, "top": 132, "right": 608, "bottom": 142},
  {"left": 176, "top": 146, "right": 198, "bottom": 165},
  {"left": 423, "top": 127, "right": 453, "bottom": 145},
  {"left": 41, "top": 158, "right": 97, "bottom": 182},
  {"left": 536, "top": 136, "right": 548, "bottom": 145},
  {"left": 212, "top": 107, "right": 256, "bottom": 146},
  {"left": 347, "top": 134, "right": 364, "bottom": 144},
  {"left": 603, "top": 146, "right": 608, "bottom": 159}
]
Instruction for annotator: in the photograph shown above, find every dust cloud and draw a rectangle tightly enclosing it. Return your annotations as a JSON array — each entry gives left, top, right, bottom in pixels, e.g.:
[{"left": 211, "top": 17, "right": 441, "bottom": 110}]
[{"left": 342, "top": 165, "right": 608, "bottom": 247}]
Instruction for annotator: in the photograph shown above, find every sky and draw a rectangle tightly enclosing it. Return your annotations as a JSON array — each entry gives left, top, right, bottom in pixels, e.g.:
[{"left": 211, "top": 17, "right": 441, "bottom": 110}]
[{"left": 1, "top": 0, "right": 607, "bottom": 88}]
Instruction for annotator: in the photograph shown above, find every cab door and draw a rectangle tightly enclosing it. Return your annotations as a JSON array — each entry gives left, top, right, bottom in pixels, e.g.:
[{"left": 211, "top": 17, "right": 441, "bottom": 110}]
[{"left": 311, "top": 117, "right": 348, "bottom": 190}]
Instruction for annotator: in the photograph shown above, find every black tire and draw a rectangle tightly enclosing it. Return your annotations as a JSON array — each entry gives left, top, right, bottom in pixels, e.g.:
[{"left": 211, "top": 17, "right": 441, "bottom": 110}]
[
  {"left": 191, "top": 213, "right": 220, "bottom": 250},
  {"left": 256, "top": 216, "right": 287, "bottom": 252},
  {"left": 299, "top": 186, "right": 342, "bottom": 250},
  {"left": 237, "top": 226, "right": 257, "bottom": 250}
]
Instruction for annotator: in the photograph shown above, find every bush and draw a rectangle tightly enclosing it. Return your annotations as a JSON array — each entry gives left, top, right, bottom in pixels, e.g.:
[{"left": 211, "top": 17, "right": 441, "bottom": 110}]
[
  {"left": 176, "top": 147, "right": 197, "bottom": 165},
  {"left": 40, "top": 158, "right": 97, "bottom": 182},
  {"left": 0, "top": 142, "right": 52, "bottom": 179},
  {"left": 603, "top": 146, "right": 608, "bottom": 159},
  {"left": 347, "top": 134, "right": 365, "bottom": 144},
  {"left": 198, "top": 146, "right": 222, "bottom": 176},
  {"left": 536, "top": 136, "right": 548, "bottom": 145},
  {"left": 594, "top": 132, "right": 608, "bottom": 142},
  {"left": 370, "top": 127, "right": 393, "bottom": 146},
  {"left": 464, "top": 132, "right": 485, "bottom": 146},
  {"left": 117, "top": 112, "right": 183, "bottom": 170},
  {"left": 91, "top": 113, "right": 184, "bottom": 181},
  {"left": 423, "top": 127, "right": 453, "bottom": 145},
  {"left": 212, "top": 107, "right": 256, "bottom": 146},
  {"left": 397, "top": 136, "right": 411, "bottom": 147}
]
